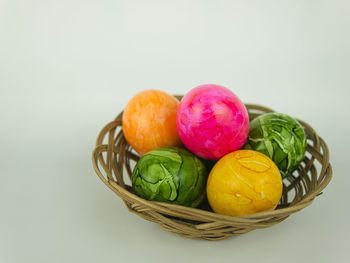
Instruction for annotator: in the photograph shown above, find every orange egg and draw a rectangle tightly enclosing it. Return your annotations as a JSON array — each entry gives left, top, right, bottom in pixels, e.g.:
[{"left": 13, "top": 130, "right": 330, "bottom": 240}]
[
  {"left": 206, "top": 150, "right": 283, "bottom": 217},
  {"left": 122, "top": 90, "right": 182, "bottom": 156}
]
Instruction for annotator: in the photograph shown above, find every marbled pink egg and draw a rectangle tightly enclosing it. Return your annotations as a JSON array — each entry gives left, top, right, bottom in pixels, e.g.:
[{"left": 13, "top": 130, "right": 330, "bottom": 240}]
[{"left": 176, "top": 84, "right": 249, "bottom": 160}]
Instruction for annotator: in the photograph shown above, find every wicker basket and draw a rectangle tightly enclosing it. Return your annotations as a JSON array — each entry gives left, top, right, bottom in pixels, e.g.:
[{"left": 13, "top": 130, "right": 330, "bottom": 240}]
[{"left": 92, "top": 100, "right": 332, "bottom": 241}]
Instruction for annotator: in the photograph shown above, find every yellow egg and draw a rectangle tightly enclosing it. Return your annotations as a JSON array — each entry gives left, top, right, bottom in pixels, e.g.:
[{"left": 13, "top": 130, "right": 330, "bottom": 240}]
[{"left": 206, "top": 150, "right": 283, "bottom": 217}]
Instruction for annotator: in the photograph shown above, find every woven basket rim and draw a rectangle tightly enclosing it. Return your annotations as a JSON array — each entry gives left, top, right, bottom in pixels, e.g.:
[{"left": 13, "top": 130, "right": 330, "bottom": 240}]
[{"left": 92, "top": 102, "right": 333, "bottom": 239}]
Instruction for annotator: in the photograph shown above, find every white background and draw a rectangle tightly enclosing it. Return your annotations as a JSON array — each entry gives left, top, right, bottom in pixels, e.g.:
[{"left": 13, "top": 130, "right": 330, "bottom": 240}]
[{"left": 0, "top": 0, "right": 349, "bottom": 262}]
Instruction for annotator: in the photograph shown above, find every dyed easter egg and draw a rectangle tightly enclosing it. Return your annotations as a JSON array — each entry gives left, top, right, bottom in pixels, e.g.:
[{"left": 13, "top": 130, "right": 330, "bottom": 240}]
[
  {"left": 122, "top": 90, "right": 182, "bottom": 156},
  {"left": 176, "top": 84, "right": 249, "bottom": 160},
  {"left": 245, "top": 113, "right": 307, "bottom": 178},
  {"left": 132, "top": 147, "right": 207, "bottom": 207},
  {"left": 206, "top": 150, "right": 283, "bottom": 217}
]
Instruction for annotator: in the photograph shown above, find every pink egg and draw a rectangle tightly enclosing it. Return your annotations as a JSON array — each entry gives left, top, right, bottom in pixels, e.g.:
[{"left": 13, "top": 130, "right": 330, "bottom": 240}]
[{"left": 176, "top": 84, "right": 249, "bottom": 160}]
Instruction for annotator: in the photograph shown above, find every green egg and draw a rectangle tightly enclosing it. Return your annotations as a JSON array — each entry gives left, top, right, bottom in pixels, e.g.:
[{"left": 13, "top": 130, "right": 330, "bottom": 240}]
[
  {"left": 245, "top": 113, "right": 307, "bottom": 178},
  {"left": 132, "top": 147, "right": 208, "bottom": 207}
]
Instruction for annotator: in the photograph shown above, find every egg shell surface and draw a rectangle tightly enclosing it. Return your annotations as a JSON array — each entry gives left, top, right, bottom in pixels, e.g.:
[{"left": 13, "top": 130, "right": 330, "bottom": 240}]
[
  {"left": 176, "top": 84, "right": 249, "bottom": 160},
  {"left": 122, "top": 90, "right": 182, "bottom": 156},
  {"left": 245, "top": 112, "right": 307, "bottom": 178},
  {"left": 132, "top": 147, "right": 208, "bottom": 207},
  {"left": 206, "top": 150, "right": 283, "bottom": 217}
]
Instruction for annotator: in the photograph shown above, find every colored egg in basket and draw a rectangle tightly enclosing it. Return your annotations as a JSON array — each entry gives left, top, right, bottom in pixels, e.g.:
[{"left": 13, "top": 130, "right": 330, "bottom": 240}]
[
  {"left": 122, "top": 90, "right": 182, "bottom": 156},
  {"left": 206, "top": 150, "right": 283, "bottom": 217},
  {"left": 132, "top": 147, "right": 208, "bottom": 207},
  {"left": 176, "top": 84, "right": 249, "bottom": 160},
  {"left": 245, "top": 112, "right": 307, "bottom": 177}
]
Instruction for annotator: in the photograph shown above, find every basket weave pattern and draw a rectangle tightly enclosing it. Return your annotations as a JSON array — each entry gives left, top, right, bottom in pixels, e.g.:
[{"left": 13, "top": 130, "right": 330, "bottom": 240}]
[{"left": 92, "top": 102, "right": 332, "bottom": 241}]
